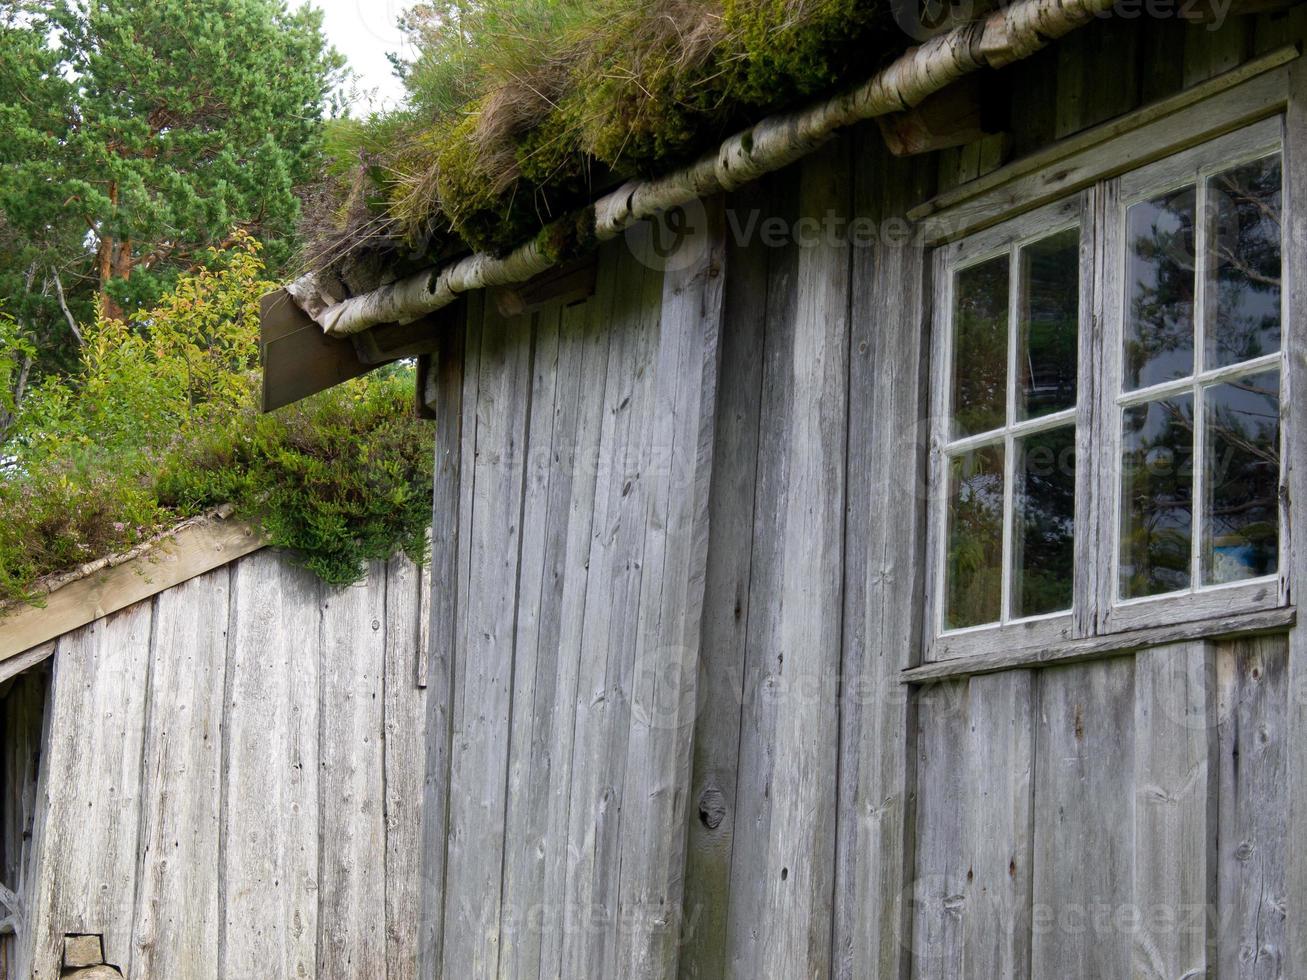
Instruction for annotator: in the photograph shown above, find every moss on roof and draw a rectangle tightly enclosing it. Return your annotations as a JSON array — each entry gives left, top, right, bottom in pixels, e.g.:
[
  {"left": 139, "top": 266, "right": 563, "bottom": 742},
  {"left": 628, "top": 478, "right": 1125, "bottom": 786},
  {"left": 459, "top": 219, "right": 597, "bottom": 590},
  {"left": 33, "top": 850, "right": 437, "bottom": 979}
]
[{"left": 304, "top": 0, "right": 903, "bottom": 283}]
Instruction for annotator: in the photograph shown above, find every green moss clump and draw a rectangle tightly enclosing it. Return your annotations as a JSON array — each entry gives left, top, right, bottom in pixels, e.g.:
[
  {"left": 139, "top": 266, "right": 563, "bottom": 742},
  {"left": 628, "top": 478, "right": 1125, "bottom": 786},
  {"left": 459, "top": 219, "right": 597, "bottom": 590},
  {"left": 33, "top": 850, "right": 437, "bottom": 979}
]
[
  {"left": 534, "top": 206, "right": 597, "bottom": 265},
  {"left": 723, "top": 0, "right": 888, "bottom": 107},
  {"left": 157, "top": 368, "right": 432, "bottom": 586}
]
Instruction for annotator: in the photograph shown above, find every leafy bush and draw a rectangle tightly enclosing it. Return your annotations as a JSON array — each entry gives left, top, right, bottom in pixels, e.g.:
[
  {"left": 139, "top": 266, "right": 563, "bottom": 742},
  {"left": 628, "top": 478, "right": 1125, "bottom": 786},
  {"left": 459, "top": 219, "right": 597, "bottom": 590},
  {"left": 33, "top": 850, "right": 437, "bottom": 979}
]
[{"left": 0, "top": 234, "right": 432, "bottom": 605}]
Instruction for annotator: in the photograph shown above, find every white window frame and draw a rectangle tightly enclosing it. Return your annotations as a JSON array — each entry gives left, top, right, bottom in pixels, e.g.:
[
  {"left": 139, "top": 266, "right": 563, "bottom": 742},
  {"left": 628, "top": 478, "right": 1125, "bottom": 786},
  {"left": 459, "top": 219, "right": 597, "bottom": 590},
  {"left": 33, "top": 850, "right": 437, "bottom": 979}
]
[{"left": 925, "top": 115, "right": 1290, "bottom": 663}]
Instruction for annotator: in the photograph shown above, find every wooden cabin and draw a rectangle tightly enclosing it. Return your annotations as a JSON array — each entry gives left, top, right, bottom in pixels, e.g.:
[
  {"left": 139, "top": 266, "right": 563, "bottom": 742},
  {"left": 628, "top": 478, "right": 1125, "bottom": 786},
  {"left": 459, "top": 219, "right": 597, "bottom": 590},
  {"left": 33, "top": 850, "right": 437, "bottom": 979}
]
[
  {"left": 0, "top": 518, "right": 431, "bottom": 978},
  {"left": 268, "top": 8, "right": 1307, "bottom": 979}
]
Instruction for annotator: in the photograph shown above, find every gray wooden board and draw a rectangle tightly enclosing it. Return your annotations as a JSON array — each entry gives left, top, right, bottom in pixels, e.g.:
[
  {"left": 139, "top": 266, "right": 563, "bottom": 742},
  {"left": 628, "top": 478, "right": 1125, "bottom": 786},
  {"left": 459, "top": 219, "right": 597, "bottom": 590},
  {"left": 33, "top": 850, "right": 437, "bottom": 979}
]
[
  {"left": 498, "top": 303, "right": 566, "bottom": 980},
  {"left": 317, "top": 569, "right": 388, "bottom": 978},
  {"left": 1216, "top": 635, "right": 1289, "bottom": 978},
  {"left": 384, "top": 553, "right": 430, "bottom": 980},
  {"left": 1031, "top": 658, "right": 1136, "bottom": 978},
  {"left": 833, "top": 130, "right": 934, "bottom": 980},
  {"left": 535, "top": 269, "right": 614, "bottom": 980},
  {"left": 420, "top": 316, "right": 469, "bottom": 978},
  {"left": 1285, "top": 37, "right": 1307, "bottom": 980},
  {"left": 755, "top": 140, "right": 851, "bottom": 979},
  {"left": 910, "top": 680, "right": 969, "bottom": 980},
  {"left": 220, "top": 552, "right": 321, "bottom": 980},
  {"left": 677, "top": 177, "right": 771, "bottom": 980},
  {"left": 442, "top": 301, "right": 535, "bottom": 979},
  {"left": 560, "top": 232, "right": 666, "bottom": 978},
  {"left": 722, "top": 160, "right": 803, "bottom": 980},
  {"left": 129, "top": 569, "right": 229, "bottom": 980},
  {"left": 27, "top": 603, "right": 154, "bottom": 977},
  {"left": 1132, "top": 642, "right": 1217, "bottom": 980},
  {"left": 615, "top": 198, "right": 726, "bottom": 979}
]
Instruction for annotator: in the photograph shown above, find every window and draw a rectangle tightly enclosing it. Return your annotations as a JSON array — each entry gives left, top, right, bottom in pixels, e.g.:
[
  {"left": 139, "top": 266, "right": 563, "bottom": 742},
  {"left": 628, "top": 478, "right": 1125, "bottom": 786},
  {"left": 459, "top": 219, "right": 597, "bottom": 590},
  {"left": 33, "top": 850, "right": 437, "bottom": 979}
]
[{"left": 927, "top": 117, "right": 1286, "bottom": 658}]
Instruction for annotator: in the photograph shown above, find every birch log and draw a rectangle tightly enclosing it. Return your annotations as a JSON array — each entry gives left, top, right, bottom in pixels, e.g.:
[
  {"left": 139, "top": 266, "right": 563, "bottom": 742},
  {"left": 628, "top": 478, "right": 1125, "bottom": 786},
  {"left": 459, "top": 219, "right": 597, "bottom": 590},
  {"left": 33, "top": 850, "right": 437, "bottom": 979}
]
[{"left": 286, "top": 0, "right": 1116, "bottom": 338}]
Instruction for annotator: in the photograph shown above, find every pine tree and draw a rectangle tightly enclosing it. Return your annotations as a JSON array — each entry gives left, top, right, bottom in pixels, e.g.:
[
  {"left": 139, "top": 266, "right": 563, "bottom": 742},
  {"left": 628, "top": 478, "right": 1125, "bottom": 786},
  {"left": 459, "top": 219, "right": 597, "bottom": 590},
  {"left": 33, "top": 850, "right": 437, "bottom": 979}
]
[{"left": 0, "top": 0, "right": 343, "bottom": 377}]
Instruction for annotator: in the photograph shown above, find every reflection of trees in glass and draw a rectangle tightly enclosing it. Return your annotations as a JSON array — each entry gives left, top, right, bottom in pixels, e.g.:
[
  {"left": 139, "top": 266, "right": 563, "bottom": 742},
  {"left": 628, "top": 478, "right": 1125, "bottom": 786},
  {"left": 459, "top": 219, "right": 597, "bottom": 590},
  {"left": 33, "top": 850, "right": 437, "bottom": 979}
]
[
  {"left": 1125, "top": 189, "right": 1195, "bottom": 390},
  {"left": 1207, "top": 156, "right": 1282, "bottom": 369},
  {"left": 1121, "top": 397, "right": 1194, "bottom": 598},
  {"left": 946, "top": 445, "right": 1004, "bottom": 629},
  {"left": 1020, "top": 230, "right": 1079, "bottom": 419},
  {"left": 1014, "top": 426, "right": 1075, "bottom": 616},
  {"left": 1204, "top": 372, "right": 1280, "bottom": 584},
  {"left": 952, "top": 257, "right": 1008, "bottom": 436}
]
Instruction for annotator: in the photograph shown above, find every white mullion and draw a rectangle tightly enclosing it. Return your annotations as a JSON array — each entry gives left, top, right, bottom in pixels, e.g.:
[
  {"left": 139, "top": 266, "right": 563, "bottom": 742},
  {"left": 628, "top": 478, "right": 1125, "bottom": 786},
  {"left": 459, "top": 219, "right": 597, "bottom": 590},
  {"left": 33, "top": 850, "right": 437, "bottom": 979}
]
[
  {"left": 1191, "top": 172, "right": 1210, "bottom": 591},
  {"left": 1009, "top": 406, "right": 1078, "bottom": 439},
  {"left": 1002, "top": 244, "right": 1021, "bottom": 623}
]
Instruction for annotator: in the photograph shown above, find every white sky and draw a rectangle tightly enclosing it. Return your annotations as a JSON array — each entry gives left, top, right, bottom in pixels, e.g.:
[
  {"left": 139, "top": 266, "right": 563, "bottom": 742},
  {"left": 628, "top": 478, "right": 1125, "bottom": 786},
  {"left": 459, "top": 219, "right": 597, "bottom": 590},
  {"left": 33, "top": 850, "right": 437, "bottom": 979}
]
[{"left": 307, "top": 0, "right": 417, "bottom": 114}]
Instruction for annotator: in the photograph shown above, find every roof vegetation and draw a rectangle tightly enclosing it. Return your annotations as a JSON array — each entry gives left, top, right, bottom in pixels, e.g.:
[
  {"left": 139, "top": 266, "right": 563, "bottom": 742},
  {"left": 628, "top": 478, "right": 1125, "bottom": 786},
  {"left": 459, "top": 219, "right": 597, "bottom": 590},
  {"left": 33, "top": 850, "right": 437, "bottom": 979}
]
[
  {"left": 0, "top": 235, "right": 432, "bottom": 608},
  {"left": 307, "top": 0, "right": 897, "bottom": 281}
]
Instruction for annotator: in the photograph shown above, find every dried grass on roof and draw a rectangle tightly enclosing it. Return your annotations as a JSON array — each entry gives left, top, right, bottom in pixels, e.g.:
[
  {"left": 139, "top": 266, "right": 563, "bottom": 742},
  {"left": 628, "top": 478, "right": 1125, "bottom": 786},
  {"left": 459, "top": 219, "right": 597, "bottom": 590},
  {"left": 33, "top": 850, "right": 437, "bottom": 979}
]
[{"left": 300, "top": 0, "right": 895, "bottom": 287}]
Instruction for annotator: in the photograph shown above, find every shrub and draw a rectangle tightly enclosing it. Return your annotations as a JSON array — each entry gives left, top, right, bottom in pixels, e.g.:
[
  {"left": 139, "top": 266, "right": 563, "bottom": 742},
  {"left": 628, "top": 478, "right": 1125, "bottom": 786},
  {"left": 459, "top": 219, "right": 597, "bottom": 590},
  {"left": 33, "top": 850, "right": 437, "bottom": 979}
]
[{"left": 0, "top": 234, "right": 433, "bottom": 605}]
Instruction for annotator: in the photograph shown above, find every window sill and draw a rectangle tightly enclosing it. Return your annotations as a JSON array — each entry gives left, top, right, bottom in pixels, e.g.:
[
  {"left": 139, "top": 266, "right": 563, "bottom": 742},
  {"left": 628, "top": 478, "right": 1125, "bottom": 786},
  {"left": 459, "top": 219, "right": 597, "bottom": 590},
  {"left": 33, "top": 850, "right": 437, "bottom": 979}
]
[{"left": 902, "top": 604, "right": 1294, "bottom": 684}]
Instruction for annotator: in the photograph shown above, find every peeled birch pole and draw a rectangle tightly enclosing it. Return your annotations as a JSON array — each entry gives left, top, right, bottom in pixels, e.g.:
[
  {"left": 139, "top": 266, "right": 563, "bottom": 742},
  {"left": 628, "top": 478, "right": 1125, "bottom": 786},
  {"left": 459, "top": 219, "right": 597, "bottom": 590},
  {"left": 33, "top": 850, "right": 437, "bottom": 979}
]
[{"left": 291, "top": 0, "right": 1116, "bottom": 338}]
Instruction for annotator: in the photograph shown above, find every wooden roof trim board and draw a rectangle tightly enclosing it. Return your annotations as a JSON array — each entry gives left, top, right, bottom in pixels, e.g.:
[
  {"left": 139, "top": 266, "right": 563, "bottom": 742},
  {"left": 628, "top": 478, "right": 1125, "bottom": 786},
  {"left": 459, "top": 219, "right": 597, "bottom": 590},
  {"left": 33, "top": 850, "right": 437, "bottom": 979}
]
[
  {"left": 280, "top": 0, "right": 1120, "bottom": 341},
  {"left": 0, "top": 511, "right": 266, "bottom": 665}
]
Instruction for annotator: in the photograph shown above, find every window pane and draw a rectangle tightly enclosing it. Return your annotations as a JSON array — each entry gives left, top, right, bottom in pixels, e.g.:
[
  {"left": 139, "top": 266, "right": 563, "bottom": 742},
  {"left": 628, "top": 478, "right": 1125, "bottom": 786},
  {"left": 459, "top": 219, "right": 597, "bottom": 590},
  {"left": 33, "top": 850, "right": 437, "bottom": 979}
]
[
  {"left": 945, "top": 444, "right": 1005, "bottom": 629},
  {"left": 1125, "top": 188, "right": 1196, "bottom": 391},
  {"left": 1206, "top": 154, "right": 1282, "bottom": 369},
  {"left": 1018, "top": 229, "right": 1079, "bottom": 420},
  {"left": 1203, "top": 371, "right": 1280, "bottom": 585},
  {"left": 1013, "top": 425, "right": 1075, "bottom": 618},
  {"left": 952, "top": 256, "right": 1009, "bottom": 438},
  {"left": 1120, "top": 395, "right": 1195, "bottom": 598}
]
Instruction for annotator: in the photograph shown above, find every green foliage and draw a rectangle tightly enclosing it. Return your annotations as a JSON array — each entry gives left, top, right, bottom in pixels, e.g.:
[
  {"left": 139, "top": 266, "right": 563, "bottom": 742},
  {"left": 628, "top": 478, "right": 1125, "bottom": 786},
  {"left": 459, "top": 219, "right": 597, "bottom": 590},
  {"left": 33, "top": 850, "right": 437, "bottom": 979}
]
[
  {"left": 157, "top": 367, "right": 432, "bottom": 586},
  {"left": 0, "top": 236, "right": 433, "bottom": 605},
  {"left": 0, "top": 0, "right": 343, "bottom": 388}
]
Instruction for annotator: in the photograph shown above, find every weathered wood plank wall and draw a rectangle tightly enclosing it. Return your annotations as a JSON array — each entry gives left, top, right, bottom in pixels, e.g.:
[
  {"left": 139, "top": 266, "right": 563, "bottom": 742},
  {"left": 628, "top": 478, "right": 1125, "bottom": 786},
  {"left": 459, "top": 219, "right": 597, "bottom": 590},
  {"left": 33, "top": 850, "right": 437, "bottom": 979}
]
[
  {"left": 14, "top": 550, "right": 429, "bottom": 980},
  {"left": 422, "top": 10, "right": 1307, "bottom": 979},
  {"left": 422, "top": 199, "right": 725, "bottom": 980}
]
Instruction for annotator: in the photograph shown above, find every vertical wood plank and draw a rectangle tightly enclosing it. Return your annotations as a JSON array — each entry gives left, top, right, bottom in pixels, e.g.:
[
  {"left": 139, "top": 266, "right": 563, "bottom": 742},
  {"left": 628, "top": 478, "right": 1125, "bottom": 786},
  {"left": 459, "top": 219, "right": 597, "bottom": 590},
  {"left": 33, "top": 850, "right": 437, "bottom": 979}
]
[
  {"left": 834, "top": 132, "right": 933, "bottom": 980},
  {"left": 317, "top": 570, "right": 388, "bottom": 978},
  {"left": 963, "top": 671, "right": 1034, "bottom": 980},
  {"left": 910, "top": 681, "right": 969, "bottom": 980},
  {"left": 1132, "top": 642, "right": 1216, "bottom": 979},
  {"left": 442, "top": 303, "right": 535, "bottom": 979},
  {"left": 678, "top": 178, "right": 771, "bottom": 980},
  {"left": 1031, "top": 659, "right": 1135, "bottom": 979},
  {"left": 1284, "top": 45, "right": 1307, "bottom": 980},
  {"left": 129, "top": 569, "right": 229, "bottom": 980},
  {"left": 221, "top": 553, "right": 321, "bottom": 980},
  {"left": 420, "top": 315, "right": 467, "bottom": 979},
  {"left": 26, "top": 604, "right": 153, "bottom": 978},
  {"left": 383, "top": 554, "right": 430, "bottom": 980},
  {"left": 497, "top": 304, "right": 566, "bottom": 980},
  {"left": 535, "top": 280, "right": 613, "bottom": 980},
  {"left": 724, "top": 167, "right": 802, "bottom": 980},
  {"left": 560, "top": 232, "right": 665, "bottom": 980},
  {"left": 616, "top": 199, "right": 726, "bottom": 979},
  {"left": 1216, "top": 635, "right": 1288, "bottom": 978},
  {"left": 757, "top": 140, "right": 850, "bottom": 979}
]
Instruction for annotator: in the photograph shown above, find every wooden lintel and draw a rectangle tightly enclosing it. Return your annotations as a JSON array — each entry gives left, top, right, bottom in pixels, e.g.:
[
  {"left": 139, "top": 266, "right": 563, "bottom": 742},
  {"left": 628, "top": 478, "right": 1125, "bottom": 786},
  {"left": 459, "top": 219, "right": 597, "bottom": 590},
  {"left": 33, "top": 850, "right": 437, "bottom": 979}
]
[
  {"left": 878, "top": 83, "right": 997, "bottom": 156},
  {"left": 0, "top": 517, "right": 265, "bottom": 664},
  {"left": 495, "top": 259, "right": 597, "bottom": 318},
  {"left": 350, "top": 304, "right": 462, "bottom": 366}
]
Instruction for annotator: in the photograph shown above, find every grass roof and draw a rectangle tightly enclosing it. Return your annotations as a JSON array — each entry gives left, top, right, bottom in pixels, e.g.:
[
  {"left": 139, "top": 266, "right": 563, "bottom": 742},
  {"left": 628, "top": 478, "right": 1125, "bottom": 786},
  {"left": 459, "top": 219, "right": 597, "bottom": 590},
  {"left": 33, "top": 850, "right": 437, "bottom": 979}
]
[{"left": 304, "top": 0, "right": 905, "bottom": 284}]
